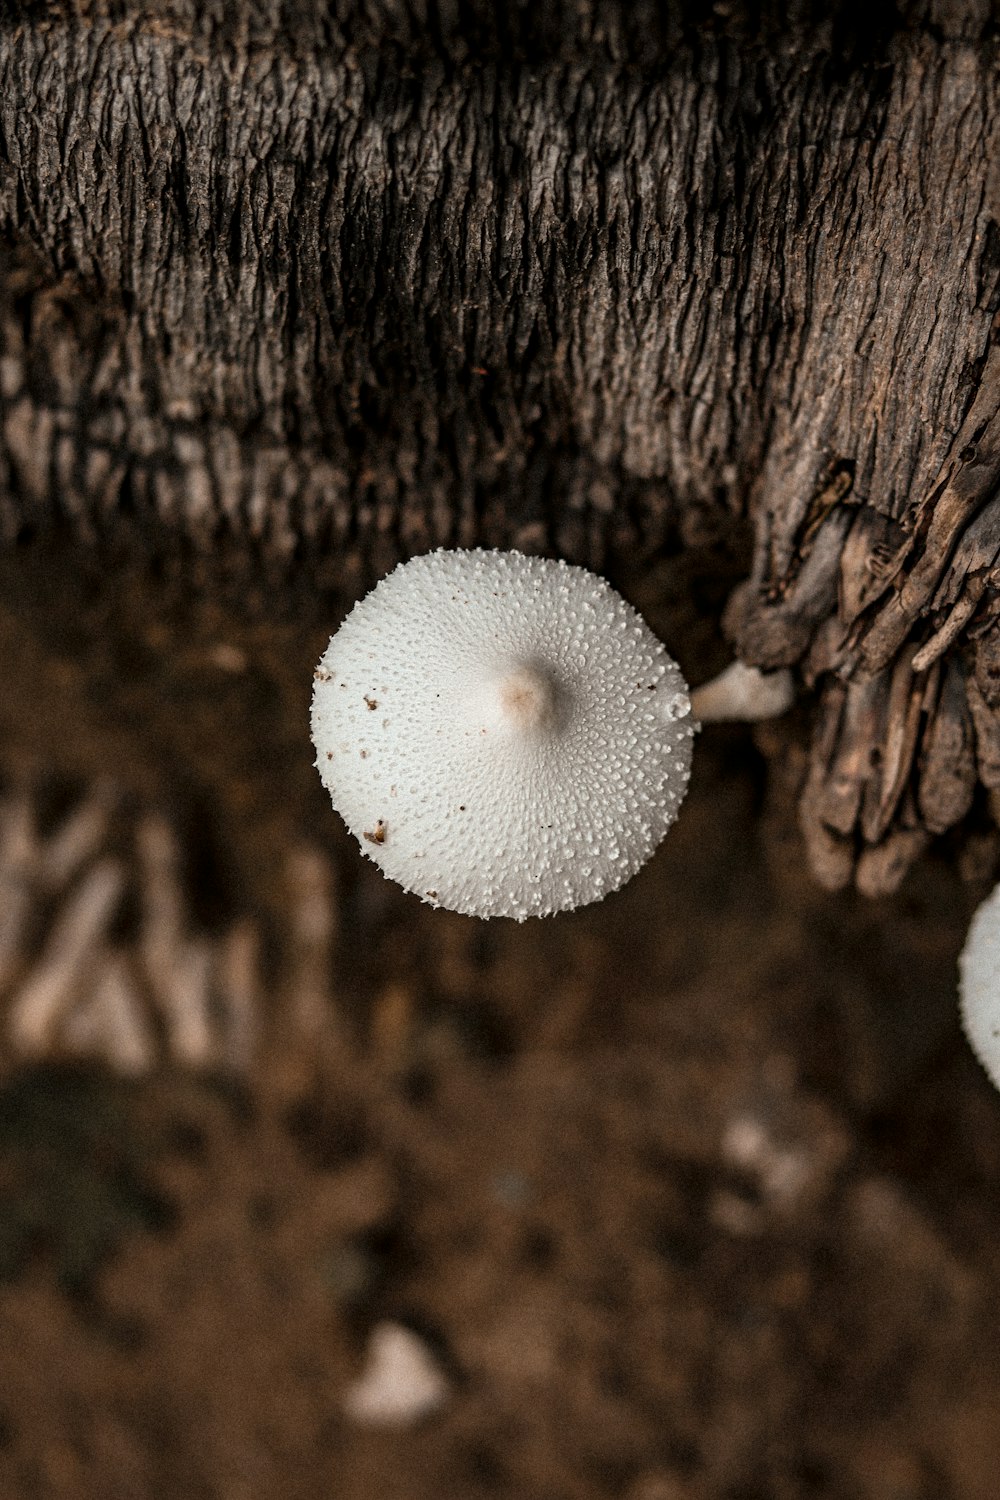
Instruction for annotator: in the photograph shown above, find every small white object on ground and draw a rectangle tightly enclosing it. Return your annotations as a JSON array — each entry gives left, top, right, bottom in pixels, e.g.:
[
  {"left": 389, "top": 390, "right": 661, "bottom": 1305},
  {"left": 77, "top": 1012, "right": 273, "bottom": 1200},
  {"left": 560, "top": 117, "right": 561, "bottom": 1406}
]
[
  {"left": 137, "top": 813, "right": 216, "bottom": 1067},
  {"left": 63, "top": 950, "right": 156, "bottom": 1076},
  {"left": 342, "top": 1321, "right": 451, "bottom": 1427},
  {"left": 137, "top": 812, "right": 185, "bottom": 979},
  {"left": 0, "top": 786, "right": 271, "bottom": 1079},
  {"left": 284, "top": 844, "right": 337, "bottom": 1035},
  {"left": 218, "top": 919, "right": 260, "bottom": 1072},
  {"left": 721, "top": 1111, "right": 811, "bottom": 1206},
  {"left": 159, "top": 937, "right": 215, "bottom": 1067},
  {"left": 38, "top": 782, "right": 115, "bottom": 891},
  {"left": 691, "top": 660, "right": 795, "bottom": 722},
  {"left": 959, "top": 881, "right": 1000, "bottom": 1090},
  {"left": 8, "top": 858, "right": 125, "bottom": 1053},
  {"left": 311, "top": 548, "right": 694, "bottom": 919},
  {"left": 0, "top": 790, "right": 38, "bottom": 987}
]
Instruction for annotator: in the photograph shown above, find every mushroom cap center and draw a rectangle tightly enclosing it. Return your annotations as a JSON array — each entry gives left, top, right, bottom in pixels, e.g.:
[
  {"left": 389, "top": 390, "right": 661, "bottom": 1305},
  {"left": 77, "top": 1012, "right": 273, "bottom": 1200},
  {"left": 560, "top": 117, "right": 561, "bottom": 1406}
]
[{"left": 495, "top": 664, "right": 558, "bottom": 732}]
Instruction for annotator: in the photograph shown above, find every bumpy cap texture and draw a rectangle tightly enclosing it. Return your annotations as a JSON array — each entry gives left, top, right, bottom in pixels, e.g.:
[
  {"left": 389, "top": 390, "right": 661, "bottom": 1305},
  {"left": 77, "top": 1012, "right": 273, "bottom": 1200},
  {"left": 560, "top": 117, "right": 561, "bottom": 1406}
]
[
  {"left": 960, "top": 881, "right": 1000, "bottom": 1091},
  {"left": 310, "top": 548, "right": 694, "bottom": 920}
]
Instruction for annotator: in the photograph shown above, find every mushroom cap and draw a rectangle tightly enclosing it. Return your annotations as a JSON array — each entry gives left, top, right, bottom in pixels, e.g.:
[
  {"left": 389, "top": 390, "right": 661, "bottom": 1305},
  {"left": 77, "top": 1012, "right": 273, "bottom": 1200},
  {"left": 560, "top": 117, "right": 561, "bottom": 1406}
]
[
  {"left": 959, "top": 881, "right": 1000, "bottom": 1090},
  {"left": 310, "top": 548, "right": 694, "bottom": 920}
]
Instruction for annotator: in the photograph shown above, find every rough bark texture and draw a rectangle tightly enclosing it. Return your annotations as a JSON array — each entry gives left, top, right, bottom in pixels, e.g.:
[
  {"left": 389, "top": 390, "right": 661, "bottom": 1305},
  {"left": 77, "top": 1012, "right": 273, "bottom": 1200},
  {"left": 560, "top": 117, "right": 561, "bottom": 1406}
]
[{"left": 2, "top": 0, "right": 1000, "bottom": 889}]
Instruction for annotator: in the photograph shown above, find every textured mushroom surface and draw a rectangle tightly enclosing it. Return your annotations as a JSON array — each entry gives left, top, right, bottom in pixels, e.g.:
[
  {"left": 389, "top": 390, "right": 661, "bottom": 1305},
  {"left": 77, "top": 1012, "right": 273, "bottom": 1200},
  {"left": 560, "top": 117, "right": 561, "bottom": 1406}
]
[
  {"left": 959, "top": 882, "right": 1000, "bottom": 1091},
  {"left": 310, "top": 549, "right": 694, "bottom": 919}
]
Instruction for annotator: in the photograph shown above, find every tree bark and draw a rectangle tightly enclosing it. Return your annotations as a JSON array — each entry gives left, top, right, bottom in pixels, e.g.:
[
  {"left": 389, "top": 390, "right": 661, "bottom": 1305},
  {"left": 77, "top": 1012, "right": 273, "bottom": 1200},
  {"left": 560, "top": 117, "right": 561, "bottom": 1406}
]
[{"left": 1, "top": 0, "right": 999, "bottom": 891}]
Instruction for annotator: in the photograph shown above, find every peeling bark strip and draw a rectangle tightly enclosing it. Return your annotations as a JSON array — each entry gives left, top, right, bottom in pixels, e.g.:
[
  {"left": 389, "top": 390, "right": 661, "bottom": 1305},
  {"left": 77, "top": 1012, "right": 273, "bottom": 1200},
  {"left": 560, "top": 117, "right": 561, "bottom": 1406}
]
[{"left": 1, "top": 2, "right": 1000, "bottom": 890}]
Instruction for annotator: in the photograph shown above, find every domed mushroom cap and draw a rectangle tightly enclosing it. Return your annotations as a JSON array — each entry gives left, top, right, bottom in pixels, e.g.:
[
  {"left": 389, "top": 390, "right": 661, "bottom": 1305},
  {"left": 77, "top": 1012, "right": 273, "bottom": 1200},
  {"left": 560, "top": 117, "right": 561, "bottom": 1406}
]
[
  {"left": 959, "top": 882, "right": 1000, "bottom": 1090},
  {"left": 310, "top": 548, "right": 694, "bottom": 920}
]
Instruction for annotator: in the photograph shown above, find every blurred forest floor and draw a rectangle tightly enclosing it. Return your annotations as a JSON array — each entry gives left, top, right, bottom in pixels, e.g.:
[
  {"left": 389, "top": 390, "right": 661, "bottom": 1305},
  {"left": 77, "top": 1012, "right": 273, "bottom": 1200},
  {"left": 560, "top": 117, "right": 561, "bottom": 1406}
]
[{"left": 0, "top": 536, "right": 998, "bottom": 1500}]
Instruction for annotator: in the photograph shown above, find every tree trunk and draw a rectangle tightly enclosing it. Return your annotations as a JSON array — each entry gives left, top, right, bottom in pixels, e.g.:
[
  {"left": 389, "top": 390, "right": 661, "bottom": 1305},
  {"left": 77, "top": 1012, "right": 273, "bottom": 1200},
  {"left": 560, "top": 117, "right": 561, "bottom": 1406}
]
[{"left": 2, "top": 0, "right": 999, "bottom": 891}]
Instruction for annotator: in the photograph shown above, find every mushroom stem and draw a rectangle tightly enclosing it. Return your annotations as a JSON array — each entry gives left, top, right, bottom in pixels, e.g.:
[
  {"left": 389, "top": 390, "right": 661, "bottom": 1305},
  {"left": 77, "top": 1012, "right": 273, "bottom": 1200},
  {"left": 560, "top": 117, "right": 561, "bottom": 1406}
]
[{"left": 691, "top": 661, "right": 795, "bottom": 723}]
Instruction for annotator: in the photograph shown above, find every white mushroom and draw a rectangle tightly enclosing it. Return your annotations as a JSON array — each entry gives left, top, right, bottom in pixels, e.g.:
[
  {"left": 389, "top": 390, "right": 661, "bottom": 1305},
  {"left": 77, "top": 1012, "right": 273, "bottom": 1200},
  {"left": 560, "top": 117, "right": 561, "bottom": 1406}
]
[
  {"left": 310, "top": 548, "right": 695, "bottom": 919},
  {"left": 691, "top": 660, "right": 795, "bottom": 722},
  {"left": 959, "top": 882, "right": 1000, "bottom": 1090}
]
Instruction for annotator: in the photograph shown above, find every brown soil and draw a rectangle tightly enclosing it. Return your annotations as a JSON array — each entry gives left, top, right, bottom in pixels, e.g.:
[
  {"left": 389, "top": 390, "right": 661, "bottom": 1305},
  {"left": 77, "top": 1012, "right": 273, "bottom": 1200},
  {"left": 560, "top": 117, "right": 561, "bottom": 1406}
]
[{"left": 0, "top": 537, "right": 998, "bottom": 1500}]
